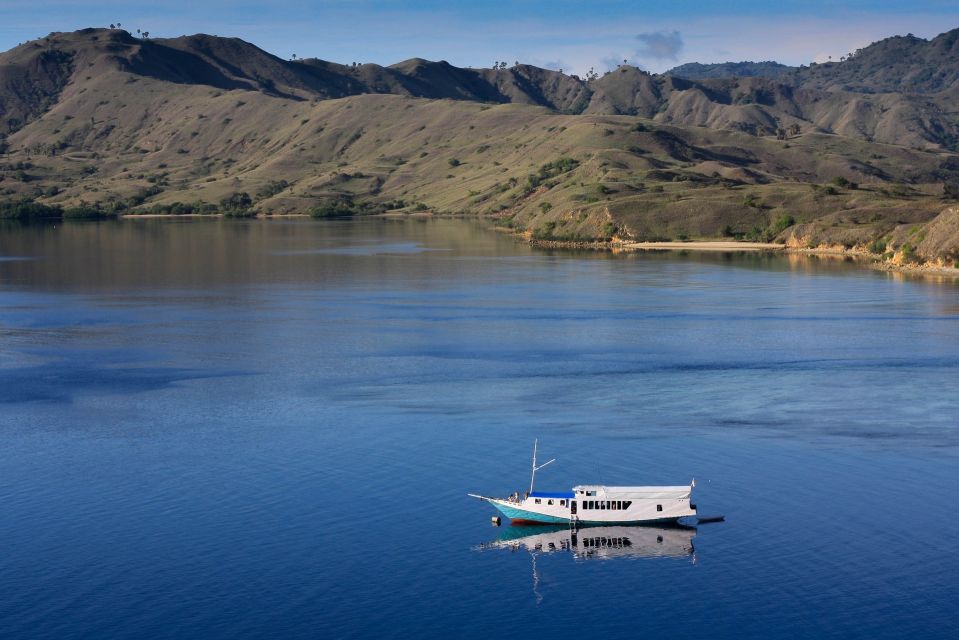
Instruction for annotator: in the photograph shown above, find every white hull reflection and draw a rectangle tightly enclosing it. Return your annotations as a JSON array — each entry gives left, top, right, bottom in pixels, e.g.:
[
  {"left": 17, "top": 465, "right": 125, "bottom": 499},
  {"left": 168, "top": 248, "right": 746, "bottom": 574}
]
[{"left": 478, "top": 524, "right": 696, "bottom": 560}]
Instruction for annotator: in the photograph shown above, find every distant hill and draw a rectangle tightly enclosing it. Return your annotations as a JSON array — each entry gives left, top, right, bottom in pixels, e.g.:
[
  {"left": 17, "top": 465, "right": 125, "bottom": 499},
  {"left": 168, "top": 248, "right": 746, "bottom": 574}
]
[
  {"left": 797, "top": 29, "right": 959, "bottom": 93},
  {"left": 2, "top": 27, "right": 958, "bottom": 148},
  {"left": 1, "top": 26, "right": 958, "bottom": 266},
  {"left": 665, "top": 61, "right": 796, "bottom": 81}
]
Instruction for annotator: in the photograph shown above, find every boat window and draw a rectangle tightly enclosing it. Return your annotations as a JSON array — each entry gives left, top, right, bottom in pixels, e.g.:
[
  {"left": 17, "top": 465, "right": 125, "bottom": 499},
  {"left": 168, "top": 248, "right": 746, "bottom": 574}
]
[
  {"left": 616, "top": 501, "right": 621, "bottom": 510},
  {"left": 657, "top": 504, "right": 663, "bottom": 512},
  {"left": 547, "top": 500, "right": 553, "bottom": 505},
  {"left": 534, "top": 499, "right": 541, "bottom": 504},
  {"left": 623, "top": 501, "right": 632, "bottom": 510},
  {"left": 560, "top": 500, "right": 566, "bottom": 507},
  {"left": 601, "top": 502, "right": 606, "bottom": 510}
]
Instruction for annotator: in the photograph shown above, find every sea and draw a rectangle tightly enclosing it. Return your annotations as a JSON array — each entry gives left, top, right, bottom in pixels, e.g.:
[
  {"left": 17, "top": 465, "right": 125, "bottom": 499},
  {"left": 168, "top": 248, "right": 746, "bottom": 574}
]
[{"left": 1, "top": 217, "right": 957, "bottom": 639}]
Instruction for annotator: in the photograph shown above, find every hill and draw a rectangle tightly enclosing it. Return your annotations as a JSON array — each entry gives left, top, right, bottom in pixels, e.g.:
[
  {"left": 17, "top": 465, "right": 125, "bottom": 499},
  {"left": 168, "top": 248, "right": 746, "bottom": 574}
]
[
  {"left": 665, "top": 61, "right": 796, "bottom": 81},
  {"left": 1, "top": 27, "right": 958, "bottom": 267},
  {"left": 796, "top": 30, "right": 959, "bottom": 94}
]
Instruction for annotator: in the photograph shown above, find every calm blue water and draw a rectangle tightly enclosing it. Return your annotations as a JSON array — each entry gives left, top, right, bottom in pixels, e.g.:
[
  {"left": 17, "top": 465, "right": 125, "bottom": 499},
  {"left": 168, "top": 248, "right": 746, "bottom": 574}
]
[{"left": 1, "top": 218, "right": 958, "bottom": 639}]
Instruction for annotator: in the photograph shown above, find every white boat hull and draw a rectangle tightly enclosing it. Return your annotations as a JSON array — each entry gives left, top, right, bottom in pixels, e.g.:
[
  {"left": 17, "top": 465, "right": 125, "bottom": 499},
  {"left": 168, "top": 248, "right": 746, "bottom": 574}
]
[{"left": 472, "top": 485, "right": 697, "bottom": 525}]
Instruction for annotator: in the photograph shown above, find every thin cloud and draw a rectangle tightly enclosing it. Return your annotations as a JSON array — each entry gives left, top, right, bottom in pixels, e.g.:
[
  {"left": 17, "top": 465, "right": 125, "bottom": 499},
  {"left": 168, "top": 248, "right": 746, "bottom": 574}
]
[
  {"left": 539, "top": 60, "right": 568, "bottom": 71},
  {"left": 635, "top": 30, "right": 683, "bottom": 60}
]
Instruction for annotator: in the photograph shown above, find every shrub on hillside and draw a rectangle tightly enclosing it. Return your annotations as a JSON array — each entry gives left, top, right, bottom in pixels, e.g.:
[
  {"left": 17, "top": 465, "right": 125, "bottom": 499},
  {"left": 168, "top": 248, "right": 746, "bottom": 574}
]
[
  {"left": 868, "top": 237, "right": 888, "bottom": 254},
  {"left": 219, "top": 192, "right": 253, "bottom": 214},
  {"left": 256, "top": 180, "right": 290, "bottom": 199},
  {"left": 309, "top": 199, "right": 358, "bottom": 218},
  {"left": 771, "top": 214, "right": 796, "bottom": 235},
  {"left": 523, "top": 157, "right": 580, "bottom": 195}
]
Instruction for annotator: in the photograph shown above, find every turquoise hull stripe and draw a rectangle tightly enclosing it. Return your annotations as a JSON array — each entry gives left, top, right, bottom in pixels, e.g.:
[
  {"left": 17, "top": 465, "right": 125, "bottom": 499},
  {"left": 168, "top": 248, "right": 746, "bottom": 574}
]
[
  {"left": 489, "top": 500, "right": 684, "bottom": 525},
  {"left": 491, "top": 502, "right": 570, "bottom": 524}
]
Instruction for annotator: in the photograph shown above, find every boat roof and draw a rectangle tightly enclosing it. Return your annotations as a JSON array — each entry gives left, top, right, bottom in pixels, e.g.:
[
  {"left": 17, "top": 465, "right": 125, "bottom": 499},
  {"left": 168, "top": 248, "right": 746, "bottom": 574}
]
[
  {"left": 529, "top": 490, "right": 575, "bottom": 499},
  {"left": 573, "top": 485, "right": 691, "bottom": 492}
]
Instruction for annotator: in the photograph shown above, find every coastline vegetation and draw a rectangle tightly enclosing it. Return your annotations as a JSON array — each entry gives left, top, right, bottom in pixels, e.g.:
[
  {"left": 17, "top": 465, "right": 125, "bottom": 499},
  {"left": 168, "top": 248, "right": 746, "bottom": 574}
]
[{"left": 0, "top": 199, "right": 112, "bottom": 220}]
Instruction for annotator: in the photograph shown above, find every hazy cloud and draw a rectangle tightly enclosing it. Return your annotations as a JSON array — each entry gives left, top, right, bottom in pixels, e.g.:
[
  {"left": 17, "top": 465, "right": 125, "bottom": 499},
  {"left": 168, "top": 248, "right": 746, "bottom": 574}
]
[
  {"left": 635, "top": 30, "right": 683, "bottom": 60},
  {"left": 540, "top": 60, "right": 568, "bottom": 71}
]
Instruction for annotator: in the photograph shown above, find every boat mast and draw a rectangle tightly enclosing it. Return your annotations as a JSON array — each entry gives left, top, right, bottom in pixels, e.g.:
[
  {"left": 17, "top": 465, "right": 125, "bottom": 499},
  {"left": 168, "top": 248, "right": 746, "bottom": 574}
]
[{"left": 529, "top": 439, "right": 555, "bottom": 494}]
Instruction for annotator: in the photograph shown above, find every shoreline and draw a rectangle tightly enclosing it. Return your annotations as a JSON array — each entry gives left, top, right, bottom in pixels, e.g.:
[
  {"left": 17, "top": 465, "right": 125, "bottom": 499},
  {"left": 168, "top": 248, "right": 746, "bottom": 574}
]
[
  {"left": 523, "top": 233, "right": 959, "bottom": 280},
  {"left": 622, "top": 240, "right": 785, "bottom": 252}
]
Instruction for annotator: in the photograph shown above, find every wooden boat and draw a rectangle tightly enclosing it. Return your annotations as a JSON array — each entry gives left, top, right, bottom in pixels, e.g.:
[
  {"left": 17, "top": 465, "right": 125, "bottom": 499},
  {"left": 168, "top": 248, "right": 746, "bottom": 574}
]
[{"left": 469, "top": 440, "right": 697, "bottom": 525}]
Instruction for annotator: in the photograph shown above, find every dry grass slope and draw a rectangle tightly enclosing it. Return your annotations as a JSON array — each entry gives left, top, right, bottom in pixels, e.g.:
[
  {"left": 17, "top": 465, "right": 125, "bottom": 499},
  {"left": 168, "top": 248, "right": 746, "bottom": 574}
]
[{"left": 1, "top": 27, "right": 958, "bottom": 265}]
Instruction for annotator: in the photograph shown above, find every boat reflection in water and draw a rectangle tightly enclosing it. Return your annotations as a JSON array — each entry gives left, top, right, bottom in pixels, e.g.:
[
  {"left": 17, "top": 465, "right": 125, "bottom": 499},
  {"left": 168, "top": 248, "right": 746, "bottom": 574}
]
[
  {"left": 476, "top": 524, "right": 697, "bottom": 602},
  {"left": 480, "top": 524, "right": 696, "bottom": 560}
]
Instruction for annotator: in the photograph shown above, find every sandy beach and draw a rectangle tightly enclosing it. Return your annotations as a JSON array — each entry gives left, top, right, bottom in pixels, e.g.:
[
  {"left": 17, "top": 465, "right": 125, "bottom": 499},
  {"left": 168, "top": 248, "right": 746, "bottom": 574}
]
[{"left": 622, "top": 241, "right": 785, "bottom": 252}]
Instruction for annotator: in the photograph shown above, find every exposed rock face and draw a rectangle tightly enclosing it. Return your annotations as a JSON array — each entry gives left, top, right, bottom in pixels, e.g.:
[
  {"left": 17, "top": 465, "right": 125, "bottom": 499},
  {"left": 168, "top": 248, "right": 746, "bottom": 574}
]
[{"left": 913, "top": 207, "right": 959, "bottom": 263}]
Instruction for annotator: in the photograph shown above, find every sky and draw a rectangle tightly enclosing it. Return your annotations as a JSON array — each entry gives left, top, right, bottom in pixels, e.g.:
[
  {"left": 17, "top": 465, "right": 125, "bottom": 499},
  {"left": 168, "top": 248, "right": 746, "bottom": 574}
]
[{"left": 1, "top": 0, "right": 957, "bottom": 74}]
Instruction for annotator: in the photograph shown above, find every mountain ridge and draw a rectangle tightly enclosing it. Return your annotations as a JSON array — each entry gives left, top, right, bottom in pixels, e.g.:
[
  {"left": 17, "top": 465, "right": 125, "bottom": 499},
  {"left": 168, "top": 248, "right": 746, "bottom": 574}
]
[
  {"left": 4, "top": 27, "right": 959, "bottom": 146},
  {"left": 1, "top": 27, "right": 958, "bottom": 266},
  {"left": 665, "top": 61, "right": 797, "bottom": 81}
]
